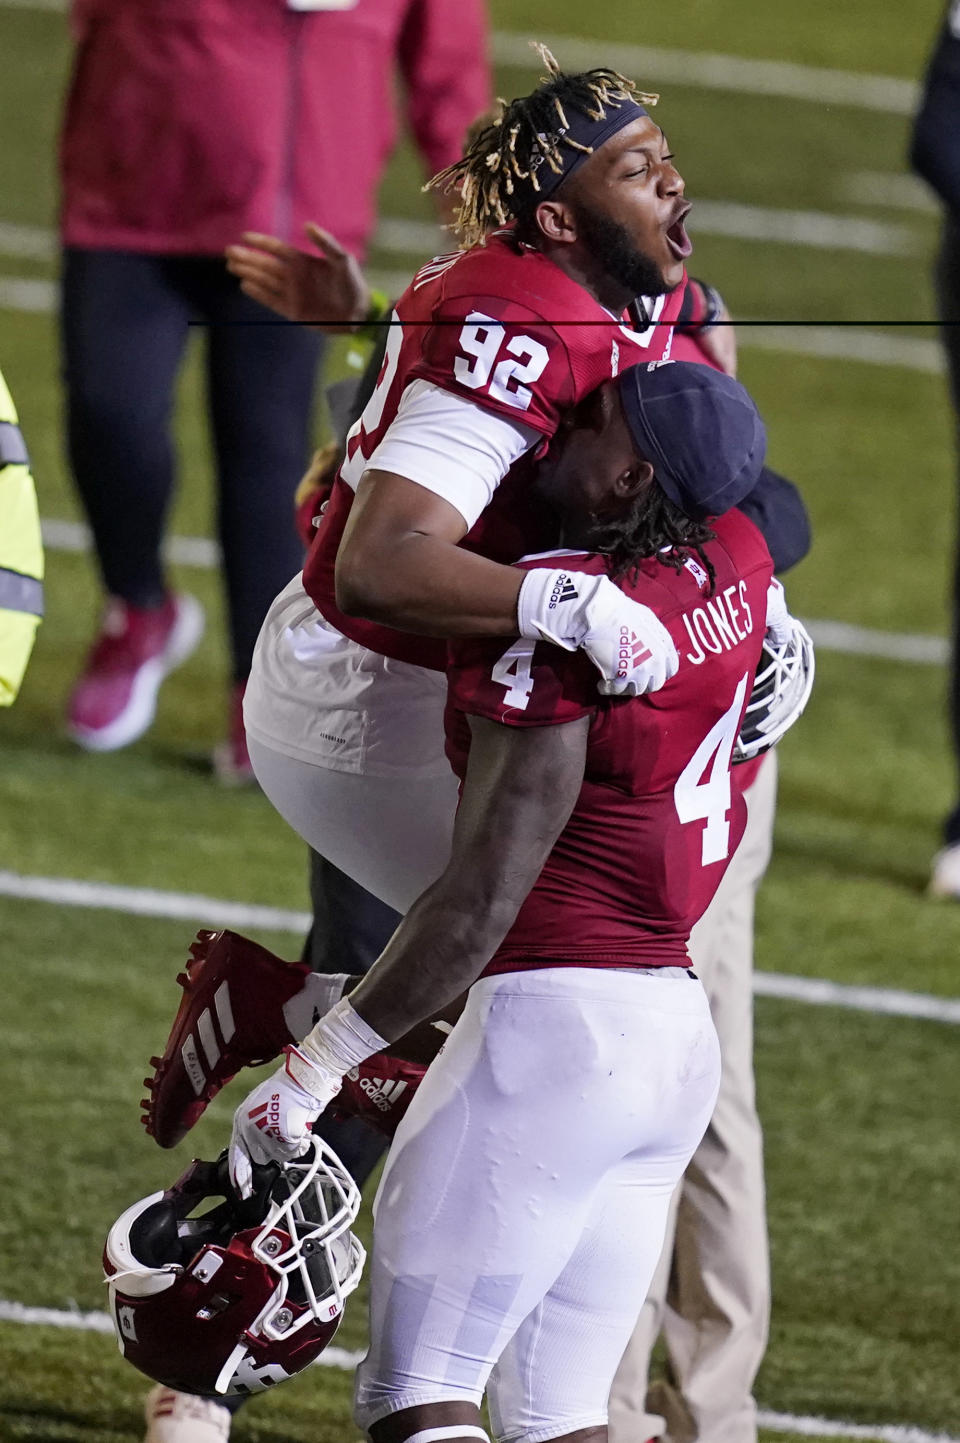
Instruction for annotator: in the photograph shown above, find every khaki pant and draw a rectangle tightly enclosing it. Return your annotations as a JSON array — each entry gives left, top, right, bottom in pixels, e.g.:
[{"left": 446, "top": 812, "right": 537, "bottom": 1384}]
[{"left": 609, "top": 752, "right": 777, "bottom": 1443}]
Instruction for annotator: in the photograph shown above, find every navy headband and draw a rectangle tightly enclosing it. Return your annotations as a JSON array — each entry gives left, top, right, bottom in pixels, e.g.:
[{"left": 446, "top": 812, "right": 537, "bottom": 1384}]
[{"left": 518, "top": 99, "right": 649, "bottom": 207}]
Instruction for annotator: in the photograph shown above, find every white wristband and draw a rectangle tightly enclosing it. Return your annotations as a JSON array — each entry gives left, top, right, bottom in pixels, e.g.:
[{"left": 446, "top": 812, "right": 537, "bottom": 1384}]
[{"left": 292, "top": 996, "right": 389, "bottom": 1099}]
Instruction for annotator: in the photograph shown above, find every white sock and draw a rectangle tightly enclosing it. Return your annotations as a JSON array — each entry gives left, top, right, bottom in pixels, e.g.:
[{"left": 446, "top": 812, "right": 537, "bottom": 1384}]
[
  {"left": 282, "top": 972, "right": 350, "bottom": 1042},
  {"left": 401, "top": 1429, "right": 489, "bottom": 1443}
]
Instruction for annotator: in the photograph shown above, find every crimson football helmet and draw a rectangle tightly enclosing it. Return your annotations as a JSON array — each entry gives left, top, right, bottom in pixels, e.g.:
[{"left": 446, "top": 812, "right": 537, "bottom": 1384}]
[
  {"left": 733, "top": 620, "right": 815, "bottom": 764},
  {"left": 103, "top": 1136, "right": 363, "bottom": 1398}
]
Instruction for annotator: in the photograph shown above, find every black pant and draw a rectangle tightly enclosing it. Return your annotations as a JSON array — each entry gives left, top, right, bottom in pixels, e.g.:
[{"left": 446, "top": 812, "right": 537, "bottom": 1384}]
[
  {"left": 60, "top": 248, "right": 324, "bottom": 681},
  {"left": 935, "top": 216, "right": 960, "bottom": 843},
  {"left": 304, "top": 852, "right": 403, "bottom": 1189}
]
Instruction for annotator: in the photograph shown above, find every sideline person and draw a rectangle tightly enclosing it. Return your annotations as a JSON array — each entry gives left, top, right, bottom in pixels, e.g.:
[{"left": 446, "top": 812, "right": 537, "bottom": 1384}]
[
  {"left": 912, "top": 0, "right": 960, "bottom": 897},
  {"left": 59, "top": 0, "right": 489, "bottom": 778},
  {"left": 0, "top": 367, "right": 43, "bottom": 706}
]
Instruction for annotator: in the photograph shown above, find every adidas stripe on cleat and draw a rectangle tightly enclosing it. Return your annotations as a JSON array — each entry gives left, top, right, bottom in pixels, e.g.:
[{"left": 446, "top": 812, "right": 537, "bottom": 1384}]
[{"left": 141, "top": 930, "right": 310, "bottom": 1149}]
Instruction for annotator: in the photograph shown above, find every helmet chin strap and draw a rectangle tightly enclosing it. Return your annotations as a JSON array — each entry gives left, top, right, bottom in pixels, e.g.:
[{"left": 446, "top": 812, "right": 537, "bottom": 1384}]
[{"left": 214, "top": 1342, "right": 249, "bottom": 1397}]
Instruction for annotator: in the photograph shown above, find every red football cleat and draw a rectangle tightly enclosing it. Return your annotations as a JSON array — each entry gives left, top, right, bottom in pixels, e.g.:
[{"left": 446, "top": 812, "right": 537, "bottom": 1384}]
[
  {"left": 142, "top": 930, "right": 310, "bottom": 1148},
  {"left": 330, "top": 1052, "right": 427, "bottom": 1139}
]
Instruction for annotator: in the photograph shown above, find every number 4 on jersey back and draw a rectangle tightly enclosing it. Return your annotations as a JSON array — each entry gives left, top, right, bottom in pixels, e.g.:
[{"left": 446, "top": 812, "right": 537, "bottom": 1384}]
[
  {"left": 674, "top": 673, "right": 749, "bottom": 865},
  {"left": 491, "top": 639, "right": 537, "bottom": 709}
]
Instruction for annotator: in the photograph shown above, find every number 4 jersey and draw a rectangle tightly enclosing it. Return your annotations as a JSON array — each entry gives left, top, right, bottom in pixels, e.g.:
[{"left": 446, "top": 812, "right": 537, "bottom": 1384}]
[
  {"left": 302, "top": 228, "right": 687, "bottom": 669},
  {"left": 445, "top": 509, "right": 774, "bottom": 974}
]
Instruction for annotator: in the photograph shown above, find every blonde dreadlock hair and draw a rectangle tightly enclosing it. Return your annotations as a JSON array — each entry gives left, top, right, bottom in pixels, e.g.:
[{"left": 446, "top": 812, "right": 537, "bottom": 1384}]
[{"left": 426, "top": 43, "right": 659, "bottom": 250}]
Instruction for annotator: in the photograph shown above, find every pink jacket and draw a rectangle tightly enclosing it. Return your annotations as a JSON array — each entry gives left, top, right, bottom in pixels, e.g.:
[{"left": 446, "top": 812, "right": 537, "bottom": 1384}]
[{"left": 60, "top": 0, "right": 490, "bottom": 259}]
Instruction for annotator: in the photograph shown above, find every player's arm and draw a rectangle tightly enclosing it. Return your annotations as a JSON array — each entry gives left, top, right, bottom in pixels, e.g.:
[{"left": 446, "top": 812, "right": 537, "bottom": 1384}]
[
  {"left": 334, "top": 322, "right": 551, "bottom": 635},
  {"left": 333, "top": 294, "right": 680, "bottom": 689},
  {"left": 228, "top": 709, "right": 590, "bottom": 1194},
  {"left": 336, "top": 469, "right": 527, "bottom": 634},
  {"left": 345, "top": 711, "right": 590, "bottom": 1037}
]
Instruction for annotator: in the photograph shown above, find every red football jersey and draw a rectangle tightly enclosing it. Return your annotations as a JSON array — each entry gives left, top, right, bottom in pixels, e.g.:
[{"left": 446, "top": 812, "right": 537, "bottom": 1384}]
[
  {"left": 444, "top": 510, "right": 774, "bottom": 974},
  {"left": 302, "top": 229, "right": 687, "bottom": 669}
]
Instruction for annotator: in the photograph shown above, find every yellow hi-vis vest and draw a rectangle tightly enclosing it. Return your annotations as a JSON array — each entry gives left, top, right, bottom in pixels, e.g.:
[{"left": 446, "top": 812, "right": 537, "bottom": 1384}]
[{"left": 0, "top": 367, "right": 43, "bottom": 704}]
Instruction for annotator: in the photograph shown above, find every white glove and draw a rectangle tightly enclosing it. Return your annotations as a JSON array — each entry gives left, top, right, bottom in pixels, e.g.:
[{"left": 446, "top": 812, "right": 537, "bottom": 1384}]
[
  {"left": 764, "top": 577, "right": 795, "bottom": 645},
  {"left": 517, "top": 568, "right": 679, "bottom": 697},
  {"left": 229, "top": 1046, "right": 341, "bottom": 1199},
  {"left": 229, "top": 995, "right": 389, "bottom": 1198}
]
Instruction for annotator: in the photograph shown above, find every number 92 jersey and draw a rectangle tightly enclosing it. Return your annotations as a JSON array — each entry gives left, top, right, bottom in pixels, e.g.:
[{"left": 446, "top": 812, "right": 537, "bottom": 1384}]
[
  {"left": 301, "top": 229, "right": 687, "bottom": 668},
  {"left": 405, "top": 231, "right": 682, "bottom": 430},
  {"left": 444, "top": 511, "right": 774, "bottom": 975}
]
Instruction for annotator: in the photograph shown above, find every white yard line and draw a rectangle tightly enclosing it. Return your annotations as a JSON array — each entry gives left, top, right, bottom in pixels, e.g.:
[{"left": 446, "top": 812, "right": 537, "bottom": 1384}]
[
  {"left": 0, "top": 869, "right": 957, "bottom": 1025},
  {"left": 0, "top": 1301, "right": 115, "bottom": 1335},
  {"left": 842, "top": 172, "right": 938, "bottom": 215},
  {"left": 0, "top": 869, "right": 312, "bottom": 934},
  {"left": 42, "top": 518, "right": 221, "bottom": 568},
  {"left": 755, "top": 1412, "right": 960, "bottom": 1443},
  {"left": 36, "top": 520, "right": 955, "bottom": 667},
  {"left": 0, "top": 220, "right": 55, "bottom": 260},
  {"left": 0, "top": 1302, "right": 955, "bottom": 1443},
  {"left": 0, "top": 274, "right": 56, "bottom": 312},
  {"left": 689, "top": 200, "right": 917, "bottom": 256},
  {"left": 802, "top": 618, "right": 948, "bottom": 665},
  {"left": 731, "top": 326, "right": 942, "bottom": 374},
  {"left": 489, "top": 33, "right": 920, "bottom": 114},
  {"left": 753, "top": 973, "right": 960, "bottom": 1025}
]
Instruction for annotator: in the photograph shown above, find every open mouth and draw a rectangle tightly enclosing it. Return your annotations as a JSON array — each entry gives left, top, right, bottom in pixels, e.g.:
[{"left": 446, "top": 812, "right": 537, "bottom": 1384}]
[{"left": 665, "top": 208, "right": 693, "bottom": 261}]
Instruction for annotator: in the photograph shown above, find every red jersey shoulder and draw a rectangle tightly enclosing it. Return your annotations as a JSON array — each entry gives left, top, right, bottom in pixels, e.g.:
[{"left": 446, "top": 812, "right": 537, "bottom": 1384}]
[
  {"left": 706, "top": 507, "right": 772, "bottom": 574},
  {"left": 405, "top": 232, "right": 686, "bottom": 434},
  {"left": 405, "top": 237, "right": 585, "bottom": 431}
]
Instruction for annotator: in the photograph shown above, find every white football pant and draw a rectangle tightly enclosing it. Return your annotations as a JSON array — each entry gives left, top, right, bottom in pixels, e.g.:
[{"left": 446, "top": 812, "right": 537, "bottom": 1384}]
[
  {"left": 247, "top": 733, "right": 458, "bottom": 915},
  {"left": 244, "top": 578, "right": 458, "bottom": 914},
  {"left": 354, "top": 966, "right": 721, "bottom": 1443}
]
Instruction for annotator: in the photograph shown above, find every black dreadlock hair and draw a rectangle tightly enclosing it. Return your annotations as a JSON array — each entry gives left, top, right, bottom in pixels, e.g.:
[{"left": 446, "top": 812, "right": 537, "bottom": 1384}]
[
  {"left": 585, "top": 484, "right": 717, "bottom": 592},
  {"left": 426, "top": 43, "right": 659, "bottom": 249}
]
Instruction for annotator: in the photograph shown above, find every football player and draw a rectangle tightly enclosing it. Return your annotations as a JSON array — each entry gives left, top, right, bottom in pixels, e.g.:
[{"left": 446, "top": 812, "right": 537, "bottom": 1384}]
[
  {"left": 226, "top": 359, "right": 811, "bottom": 1443},
  {"left": 239, "top": 48, "right": 720, "bottom": 915}
]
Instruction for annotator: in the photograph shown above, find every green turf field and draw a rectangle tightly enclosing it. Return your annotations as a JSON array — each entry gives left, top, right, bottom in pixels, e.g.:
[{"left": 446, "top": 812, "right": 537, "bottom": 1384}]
[{"left": 1, "top": 1, "right": 959, "bottom": 1439}]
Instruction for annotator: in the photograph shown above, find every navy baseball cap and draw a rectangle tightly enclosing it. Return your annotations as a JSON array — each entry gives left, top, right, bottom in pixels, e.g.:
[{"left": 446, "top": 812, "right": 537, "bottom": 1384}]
[{"left": 617, "top": 360, "right": 767, "bottom": 520}]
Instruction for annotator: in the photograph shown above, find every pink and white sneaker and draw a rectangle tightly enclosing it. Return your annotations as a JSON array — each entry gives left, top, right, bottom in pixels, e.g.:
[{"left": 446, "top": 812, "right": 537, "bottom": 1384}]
[
  {"left": 68, "top": 593, "right": 204, "bottom": 752},
  {"left": 141, "top": 929, "right": 309, "bottom": 1149}
]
